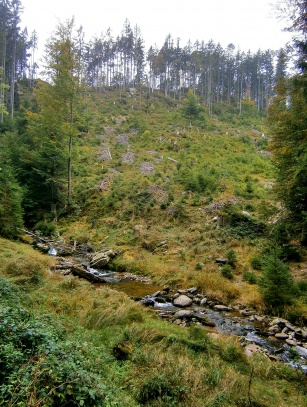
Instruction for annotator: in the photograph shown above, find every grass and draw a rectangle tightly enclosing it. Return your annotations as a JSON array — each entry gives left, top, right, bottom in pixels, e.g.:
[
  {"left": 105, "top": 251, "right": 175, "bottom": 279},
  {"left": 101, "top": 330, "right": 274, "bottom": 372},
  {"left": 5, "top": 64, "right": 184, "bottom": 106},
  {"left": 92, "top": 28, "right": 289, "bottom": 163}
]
[
  {"left": 1, "top": 238, "right": 307, "bottom": 406},
  {"left": 2, "top": 88, "right": 307, "bottom": 403}
]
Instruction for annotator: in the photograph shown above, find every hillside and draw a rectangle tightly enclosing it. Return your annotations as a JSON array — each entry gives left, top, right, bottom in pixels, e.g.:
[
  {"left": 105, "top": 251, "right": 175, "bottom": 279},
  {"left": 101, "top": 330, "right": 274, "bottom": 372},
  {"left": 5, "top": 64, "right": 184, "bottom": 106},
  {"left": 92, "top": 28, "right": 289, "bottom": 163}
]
[
  {"left": 53, "top": 88, "right": 278, "bottom": 304},
  {"left": 1, "top": 84, "right": 307, "bottom": 406}
]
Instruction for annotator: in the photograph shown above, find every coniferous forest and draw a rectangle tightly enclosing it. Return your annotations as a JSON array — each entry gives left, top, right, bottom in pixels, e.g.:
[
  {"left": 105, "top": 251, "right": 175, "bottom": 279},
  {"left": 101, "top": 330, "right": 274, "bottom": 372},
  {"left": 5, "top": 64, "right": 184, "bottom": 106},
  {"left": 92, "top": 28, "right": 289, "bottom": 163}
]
[{"left": 1, "top": 0, "right": 307, "bottom": 406}]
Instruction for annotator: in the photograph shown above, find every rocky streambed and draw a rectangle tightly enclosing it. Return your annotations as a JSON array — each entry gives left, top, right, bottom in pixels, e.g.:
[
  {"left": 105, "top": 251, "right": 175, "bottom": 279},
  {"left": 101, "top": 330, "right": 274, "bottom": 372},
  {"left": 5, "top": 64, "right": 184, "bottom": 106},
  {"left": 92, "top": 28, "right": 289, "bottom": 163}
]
[
  {"left": 28, "top": 233, "right": 307, "bottom": 373},
  {"left": 52, "top": 253, "right": 307, "bottom": 372},
  {"left": 134, "top": 288, "right": 307, "bottom": 371}
]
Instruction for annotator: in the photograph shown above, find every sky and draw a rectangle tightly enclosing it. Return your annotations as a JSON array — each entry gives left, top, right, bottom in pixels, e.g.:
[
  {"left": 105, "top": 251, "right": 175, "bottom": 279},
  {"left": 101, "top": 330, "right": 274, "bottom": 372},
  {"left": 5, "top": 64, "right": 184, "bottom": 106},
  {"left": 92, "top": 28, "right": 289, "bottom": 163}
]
[{"left": 21, "top": 0, "right": 292, "bottom": 58}]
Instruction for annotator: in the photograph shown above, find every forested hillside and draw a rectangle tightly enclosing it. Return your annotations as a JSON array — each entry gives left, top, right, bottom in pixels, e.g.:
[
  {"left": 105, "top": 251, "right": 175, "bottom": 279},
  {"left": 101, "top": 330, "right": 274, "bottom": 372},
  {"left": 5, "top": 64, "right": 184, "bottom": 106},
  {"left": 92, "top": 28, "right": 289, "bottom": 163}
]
[{"left": 1, "top": 0, "right": 307, "bottom": 406}]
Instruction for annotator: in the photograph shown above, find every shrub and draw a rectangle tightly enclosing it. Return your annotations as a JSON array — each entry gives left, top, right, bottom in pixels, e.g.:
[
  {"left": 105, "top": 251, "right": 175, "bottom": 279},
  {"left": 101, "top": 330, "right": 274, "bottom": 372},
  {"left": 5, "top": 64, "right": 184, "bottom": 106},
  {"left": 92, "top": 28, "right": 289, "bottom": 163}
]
[
  {"left": 34, "top": 220, "right": 56, "bottom": 236},
  {"left": 0, "top": 305, "right": 107, "bottom": 406},
  {"left": 221, "top": 264, "right": 234, "bottom": 279},
  {"left": 250, "top": 256, "right": 263, "bottom": 270},
  {"left": 242, "top": 270, "right": 258, "bottom": 284},
  {"left": 226, "top": 249, "right": 237, "bottom": 268}
]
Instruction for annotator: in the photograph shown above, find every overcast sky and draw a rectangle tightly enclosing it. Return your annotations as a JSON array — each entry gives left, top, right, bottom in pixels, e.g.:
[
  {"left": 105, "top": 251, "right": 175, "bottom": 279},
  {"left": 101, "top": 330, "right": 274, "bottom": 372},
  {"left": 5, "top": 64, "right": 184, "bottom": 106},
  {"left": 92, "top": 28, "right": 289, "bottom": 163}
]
[{"left": 21, "top": 0, "right": 292, "bottom": 57}]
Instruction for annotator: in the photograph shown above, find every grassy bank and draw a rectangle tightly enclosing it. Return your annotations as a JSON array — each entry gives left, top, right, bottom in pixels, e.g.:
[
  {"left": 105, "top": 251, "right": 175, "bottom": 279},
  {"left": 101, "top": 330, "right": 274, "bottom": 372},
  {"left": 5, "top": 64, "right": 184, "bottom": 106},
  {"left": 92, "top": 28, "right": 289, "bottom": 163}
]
[{"left": 1, "top": 238, "right": 306, "bottom": 406}]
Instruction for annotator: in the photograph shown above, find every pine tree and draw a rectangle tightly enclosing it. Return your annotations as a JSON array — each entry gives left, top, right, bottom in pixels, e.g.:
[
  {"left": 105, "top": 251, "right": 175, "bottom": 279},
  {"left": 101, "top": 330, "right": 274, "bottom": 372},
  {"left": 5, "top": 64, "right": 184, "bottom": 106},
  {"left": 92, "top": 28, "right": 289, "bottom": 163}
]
[
  {"left": 259, "top": 252, "right": 294, "bottom": 311},
  {"left": 268, "top": 1, "right": 307, "bottom": 242},
  {"left": 0, "top": 148, "right": 23, "bottom": 237},
  {"left": 23, "top": 19, "right": 85, "bottom": 220}
]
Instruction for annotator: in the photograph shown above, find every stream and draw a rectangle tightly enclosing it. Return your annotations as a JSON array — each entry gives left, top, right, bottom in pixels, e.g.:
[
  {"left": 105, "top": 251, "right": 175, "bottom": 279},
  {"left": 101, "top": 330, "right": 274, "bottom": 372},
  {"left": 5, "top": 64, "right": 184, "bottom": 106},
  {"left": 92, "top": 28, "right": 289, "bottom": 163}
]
[
  {"left": 99, "top": 275, "right": 307, "bottom": 373},
  {"left": 46, "top": 243, "right": 307, "bottom": 373}
]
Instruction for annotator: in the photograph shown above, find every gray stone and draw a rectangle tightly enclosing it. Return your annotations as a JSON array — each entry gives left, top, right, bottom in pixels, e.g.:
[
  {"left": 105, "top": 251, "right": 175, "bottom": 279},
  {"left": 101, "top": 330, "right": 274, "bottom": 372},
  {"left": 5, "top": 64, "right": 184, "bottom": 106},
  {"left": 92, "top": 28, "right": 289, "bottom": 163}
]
[
  {"left": 213, "top": 304, "right": 233, "bottom": 312},
  {"left": 200, "top": 298, "right": 207, "bottom": 306},
  {"left": 286, "top": 339, "right": 297, "bottom": 346},
  {"left": 268, "top": 325, "right": 280, "bottom": 335},
  {"left": 295, "top": 346, "right": 307, "bottom": 358},
  {"left": 173, "top": 295, "right": 193, "bottom": 308},
  {"left": 240, "top": 309, "right": 257, "bottom": 316},
  {"left": 196, "top": 315, "right": 216, "bottom": 327},
  {"left": 175, "top": 310, "right": 195, "bottom": 319},
  {"left": 275, "top": 333, "right": 289, "bottom": 340},
  {"left": 90, "top": 249, "right": 119, "bottom": 268}
]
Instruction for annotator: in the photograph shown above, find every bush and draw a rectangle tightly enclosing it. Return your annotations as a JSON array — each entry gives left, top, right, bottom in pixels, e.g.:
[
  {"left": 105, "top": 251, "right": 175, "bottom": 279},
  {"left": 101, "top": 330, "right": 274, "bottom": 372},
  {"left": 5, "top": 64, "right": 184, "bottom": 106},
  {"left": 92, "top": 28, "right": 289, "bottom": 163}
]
[
  {"left": 221, "top": 264, "right": 234, "bottom": 279},
  {"left": 226, "top": 249, "right": 237, "bottom": 268},
  {"left": 0, "top": 282, "right": 108, "bottom": 406},
  {"left": 250, "top": 256, "right": 263, "bottom": 270},
  {"left": 242, "top": 270, "right": 258, "bottom": 284},
  {"left": 34, "top": 220, "right": 56, "bottom": 236}
]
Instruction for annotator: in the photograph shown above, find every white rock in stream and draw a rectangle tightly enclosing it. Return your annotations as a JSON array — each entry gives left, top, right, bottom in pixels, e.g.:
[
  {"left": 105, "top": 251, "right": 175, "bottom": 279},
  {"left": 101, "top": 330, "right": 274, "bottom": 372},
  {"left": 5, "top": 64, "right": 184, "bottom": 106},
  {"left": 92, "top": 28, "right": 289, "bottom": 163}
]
[
  {"left": 295, "top": 346, "right": 307, "bottom": 358},
  {"left": 173, "top": 295, "right": 193, "bottom": 308}
]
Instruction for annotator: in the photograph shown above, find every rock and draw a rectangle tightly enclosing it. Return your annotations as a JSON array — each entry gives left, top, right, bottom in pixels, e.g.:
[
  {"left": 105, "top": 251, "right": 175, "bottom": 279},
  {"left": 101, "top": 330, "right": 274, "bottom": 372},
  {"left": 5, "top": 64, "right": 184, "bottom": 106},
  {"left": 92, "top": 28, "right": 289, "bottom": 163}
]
[
  {"left": 35, "top": 242, "right": 50, "bottom": 253},
  {"left": 275, "top": 333, "right": 289, "bottom": 340},
  {"left": 196, "top": 315, "right": 216, "bottom": 327},
  {"left": 240, "top": 309, "right": 256, "bottom": 316},
  {"left": 286, "top": 339, "right": 297, "bottom": 346},
  {"left": 295, "top": 346, "right": 307, "bottom": 358},
  {"left": 268, "top": 325, "right": 280, "bottom": 335},
  {"left": 244, "top": 343, "right": 262, "bottom": 357},
  {"left": 216, "top": 258, "right": 227, "bottom": 265},
  {"left": 285, "top": 323, "right": 295, "bottom": 331},
  {"left": 200, "top": 298, "right": 207, "bottom": 306},
  {"left": 270, "top": 318, "right": 288, "bottom": 327},
  {"left": 173, "top": 295, "right": 193, "bottom": 308},
  {"left": 139, "top": 297, "right": 155, "bottom": 306},
  {"left": 188, "top": 287, "right": 197, "bottom": 294},
  {"left": 213, "top": 304, "right": 233, "bottom": 312},
  {"left": 295, "top": 328, "right": 307, "bottom": 340},
  {"left": 71, "top": 265, "right": 107, "bottom": 283},
  {"left": 90, "top": 249, "right": 119, "bottom": 268},
  {"left": 174, "top": 310, "right": 195, "bottom": 320}
]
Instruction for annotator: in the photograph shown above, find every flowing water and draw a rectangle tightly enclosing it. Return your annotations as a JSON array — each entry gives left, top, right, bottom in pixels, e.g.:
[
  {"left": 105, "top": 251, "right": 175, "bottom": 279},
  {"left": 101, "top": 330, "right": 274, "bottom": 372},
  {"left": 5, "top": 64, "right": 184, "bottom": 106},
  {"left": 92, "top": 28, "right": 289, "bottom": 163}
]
[{"left": 98, "top": 275, "right": 307, "bottom": 372}]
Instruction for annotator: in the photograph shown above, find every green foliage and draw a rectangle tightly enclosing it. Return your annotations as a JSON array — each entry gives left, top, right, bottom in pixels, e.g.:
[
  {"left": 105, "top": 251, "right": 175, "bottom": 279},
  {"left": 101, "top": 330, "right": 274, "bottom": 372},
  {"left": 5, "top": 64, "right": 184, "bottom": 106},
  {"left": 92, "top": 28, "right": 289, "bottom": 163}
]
[
  {"left": 268, "top": 72, "right": 307, "bottom": 241},
  {"left": 258, "top": 252, "right": 295, "bottom": 311},
  {"left": 34, "top": 220, "right": 57, "bottom": 237},
  {"left": 226, "top": 249, "right": 237, "bottom": 268},
  {"left": 175, "top": 167, "right": 219, "bottom": 195},
  {"left": 181, "top": 89, "right": 202, "bottom": 123},
  {"left": 223, "top": 211, "right": 266, "bottom": 239},
  {"left": 221, "top": 264, "right": 234, "bottom": 280},
  {"left": 0, "top": 282, "right": 107, "bottom": 406},
  {"left": 0, "top": 150, "right": 23, "bottom": 238},
  {"left": 242, "top": 270, "right": 258, "bottom": 284},
  {"left": 250, "top": 256, "right": 263, "bottom": 270},
  {"left": 136, "top": 373, "right": 188, "bottom": 406}
]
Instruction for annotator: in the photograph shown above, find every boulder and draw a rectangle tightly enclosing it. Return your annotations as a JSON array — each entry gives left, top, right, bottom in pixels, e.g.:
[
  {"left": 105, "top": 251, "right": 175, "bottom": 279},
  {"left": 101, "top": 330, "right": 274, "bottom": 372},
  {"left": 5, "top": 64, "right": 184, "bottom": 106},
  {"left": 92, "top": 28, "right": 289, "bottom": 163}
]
[
  {"left": 174, "top": 310, "right": 195, "bottom": 320},
  {"left": 173, "top": 295, "right": 193, "bottom": 308},
  {"left": 90, "top": 248, "right": 119, "bottom": 268},
  {"left": 295, "top": 346, "right": 307, "bottom": 358},
  {"left": 275, "top": 332, "right": 289, "bottom": 340}
]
